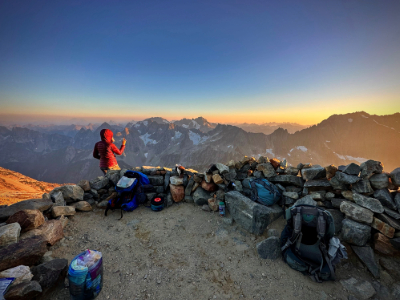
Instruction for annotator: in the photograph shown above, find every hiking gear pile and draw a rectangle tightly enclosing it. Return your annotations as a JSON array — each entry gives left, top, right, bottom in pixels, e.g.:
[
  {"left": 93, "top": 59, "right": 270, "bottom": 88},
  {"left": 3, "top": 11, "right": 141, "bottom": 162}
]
[
  {"left": 280, "top": 204, "right": 347, "bottom": 283},
  {"left": 105, "top": 170, "right": 150, "bottom": 219},
  {"left": 247, "top": 178, "right": 282, "bottom": 206}
]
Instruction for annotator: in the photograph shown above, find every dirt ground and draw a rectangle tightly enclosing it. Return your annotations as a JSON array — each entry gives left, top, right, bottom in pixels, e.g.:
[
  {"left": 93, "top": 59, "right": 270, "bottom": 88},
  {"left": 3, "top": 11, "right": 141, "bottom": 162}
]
[{"left": 46, "top": 202, "right": 384, "bottom": 300}]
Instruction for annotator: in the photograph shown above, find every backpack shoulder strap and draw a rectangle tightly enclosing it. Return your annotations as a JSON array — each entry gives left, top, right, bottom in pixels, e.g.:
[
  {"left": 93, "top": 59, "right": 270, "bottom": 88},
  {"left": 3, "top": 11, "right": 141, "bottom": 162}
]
[{"left": 250, "top": 180, "right": 258, "bottom": 201}]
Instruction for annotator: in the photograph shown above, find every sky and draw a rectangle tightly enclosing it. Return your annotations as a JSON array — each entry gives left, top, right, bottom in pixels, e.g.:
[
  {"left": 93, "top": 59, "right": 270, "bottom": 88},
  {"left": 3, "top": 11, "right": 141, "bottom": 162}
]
[{"left": 0, "top": 0, "right": 400, "bottom": 125}]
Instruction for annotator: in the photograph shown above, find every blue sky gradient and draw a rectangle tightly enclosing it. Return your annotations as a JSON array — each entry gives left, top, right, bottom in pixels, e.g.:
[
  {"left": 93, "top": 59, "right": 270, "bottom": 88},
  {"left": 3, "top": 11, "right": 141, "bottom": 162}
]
[{"left": 1, "top": 0, "right": 399, "bottom": 124}]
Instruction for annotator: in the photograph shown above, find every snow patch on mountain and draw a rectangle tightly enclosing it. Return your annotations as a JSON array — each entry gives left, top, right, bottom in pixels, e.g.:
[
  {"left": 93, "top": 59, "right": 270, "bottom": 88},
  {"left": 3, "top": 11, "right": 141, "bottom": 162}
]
[
  {"left": 191, "top": 120, "right": 201, "bottom": 130},
  {"left": 290, "top": 146, "right": 308, "bottom": 152},
  {"left": 144, "top": 153, "right": 148, "bottom": 158},
  {"left": 181, "top": 124, "right": 189, "bottom": 128},
  {"left": 266, "top": 149, "right": 275, "bottom": 156},
  {"left": 335, "top": 153, "right": 367, "bottom": 164},
  {"left": 361, "top": 115, "right": 368, "bottom": 118},
  {"left": 172, "top": 131, "right": 182, "bottom": 140},
  {"left": 140, "top": 133, "right": 157, "bottom": 145},
  {"left": 189, "top": 131, "right": 208, "bottom": 145}
]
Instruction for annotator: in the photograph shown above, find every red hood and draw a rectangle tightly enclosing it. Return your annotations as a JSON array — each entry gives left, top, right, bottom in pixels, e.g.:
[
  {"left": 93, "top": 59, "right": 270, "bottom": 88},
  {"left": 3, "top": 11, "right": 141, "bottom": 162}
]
[{"left": 100, "top": 129, "right": 113, "bottom": 144}]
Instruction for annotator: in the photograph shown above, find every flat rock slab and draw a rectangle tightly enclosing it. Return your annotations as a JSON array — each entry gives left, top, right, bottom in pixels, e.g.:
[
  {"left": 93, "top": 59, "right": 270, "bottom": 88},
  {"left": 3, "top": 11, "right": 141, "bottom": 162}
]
[
  {"left": 340, "top": 277, "right": 376, "bottom": 300},
  {"left": 376, "top": 213, "right": 400, "bottom": 231},
  {"left": 374, "top": 233, "right": 397, "bottom": 255},
  {"left": 340, "top": 201, "right": 373, "bottom": 224},
  {"left": 0, "top": 199, "right": 53, "bottom": 223},
  {"left": 303, "top": 179, "right": 331, "bottom": 188},
  {"left": 225, "top": 191, "right": 283, "bottom": 235},
  {"left": 4, "top": 280, "right": 42, "bottom": 300},
  {"left": 353, "top": 193, "right": 384, "bottom": 214},
  {"left": 0, "top": 236, "right": 48, "bottom": 272},
  {"left": 51, "top": 206, "right": 76, "bottom": 218},
  {"left": 373, "top": 189, "right": 396, "bottom": 210},
  {"left": 269, "top": 175, "right": 304, "bottom": 187},
  {"left": 371, "top": 217, "right": 394, "bottom": 238},
  {"left": 6, "top": 209, "right": 45, "bottom": 232},
  {"left": 0, "top": 265, "right": 33, "bottom": 285},
  {"left": 351, "top": 246, "right": 380, "bottom": 278}
]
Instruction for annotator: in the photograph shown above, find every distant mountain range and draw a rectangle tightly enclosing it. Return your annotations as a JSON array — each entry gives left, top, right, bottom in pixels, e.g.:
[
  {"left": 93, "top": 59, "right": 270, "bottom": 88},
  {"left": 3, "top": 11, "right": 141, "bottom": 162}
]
[
  {"left": 232, "top": 122, "right": 309, "bottom": 134},
  {"left": 0, "top": 112, "right": 399, "bottom": 183}
]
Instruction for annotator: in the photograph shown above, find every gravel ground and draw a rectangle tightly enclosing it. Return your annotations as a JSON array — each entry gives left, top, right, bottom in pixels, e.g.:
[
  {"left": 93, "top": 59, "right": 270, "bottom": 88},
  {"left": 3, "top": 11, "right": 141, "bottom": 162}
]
[{"left": 45, "top": 203, "right": 382, "bottom": 300}]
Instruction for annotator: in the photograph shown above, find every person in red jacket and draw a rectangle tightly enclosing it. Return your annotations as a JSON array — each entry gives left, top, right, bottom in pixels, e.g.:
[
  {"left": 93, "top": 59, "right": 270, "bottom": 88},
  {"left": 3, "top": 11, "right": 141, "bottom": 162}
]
[{"left": 93, "top": 129, "right": 126, "bottom": 175}]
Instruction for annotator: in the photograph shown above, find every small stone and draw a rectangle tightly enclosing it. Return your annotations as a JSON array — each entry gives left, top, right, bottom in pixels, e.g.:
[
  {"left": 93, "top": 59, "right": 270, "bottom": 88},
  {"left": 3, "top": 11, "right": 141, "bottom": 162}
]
[
  {"left": 257, "top": 163, "right": 276, "bottom": 178},
  {"left": 343, "top": 163, "right": 361, "bottom": 176},
  {"left": 212, "top": 174, "right": 224, "bottom": 184},
  {"left": 51, "top": 191, "right": 65, "bottom": 207},
  {"left": 341, "top": 190, "right": 353, "bottom": 201},
  {"left": 282, "top": 192, "right": 299, "bottom": 200},
  {"left": 77, "top": 180, "right": 91, "bottom": 192},
  {"left": 390, "top": 167, "right": 400, "bottom": 187},
  {"left": 284, "top": 166, "right": 299, "bottom": 176},
  {"left": 325, "top": 165, "right": 338, "bottom": 179},
  {"left": 202, "top": 205, "right": 211, "bottom": 212},
  {"left": 374, "top": 233, "right": 397, "bottom": 255},
  {"left": 371, "top": 217, "right": 395, "bottom": 238},
  {"left": 294, "top": 195, "right": 317, "bottom": 206},
  {"left": 256, "top": 237, "right": 280, "bottom": 259},
  {"left": 301, "top": 166, "right": 326, "bottom": 181},
  {"left": 72, "top": 201, "right": 93, "bottom": 212},
  {"left": 50, "top": 185, "right": 84, "bottom": 202},
  {"left": 269, "top": 175, "right": 304, "bottom": 187},
  {"left": 325, "top": 192, "right": 335, "bottom": 200},
  {"left": 51, "top": 206, "right": 76, "bottom": 218},
  {"left": 207, "top": 198, "right": 219, "bottom": 212},
  {"left": 201, "top": 180, "right": 218, "bottom": 192},
  {"left": 269, "top": 158, "right": 280, "bottom": 169},
  {"left": 170, "top": 176, "right": 184, "bottom": 186},
  {"left": 215, "top": 163, "right": 229, "bottom": 174}
]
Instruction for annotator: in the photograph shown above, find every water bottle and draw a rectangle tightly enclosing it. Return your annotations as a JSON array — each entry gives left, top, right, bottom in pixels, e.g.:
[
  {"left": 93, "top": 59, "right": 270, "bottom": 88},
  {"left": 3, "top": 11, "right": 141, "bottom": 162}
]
[{"left": 219, "top": 201, "right": 225, "bottom": 216}]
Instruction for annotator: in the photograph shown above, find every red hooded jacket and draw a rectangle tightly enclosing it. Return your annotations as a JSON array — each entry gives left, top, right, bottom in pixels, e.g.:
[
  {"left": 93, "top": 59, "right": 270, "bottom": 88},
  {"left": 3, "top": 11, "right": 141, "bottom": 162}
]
[{"left": 93, "top": 129, "right": 125, "bottom": 168}]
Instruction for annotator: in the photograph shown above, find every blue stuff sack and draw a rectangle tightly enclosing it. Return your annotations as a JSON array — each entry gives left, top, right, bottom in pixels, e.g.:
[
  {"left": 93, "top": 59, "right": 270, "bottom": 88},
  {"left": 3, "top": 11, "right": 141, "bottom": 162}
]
[
  {"left": 68, "top": 250, "right": 103, "bottom": 300},
  {"left": 248, "top": 178, "right": 281, "bottom": 206}
]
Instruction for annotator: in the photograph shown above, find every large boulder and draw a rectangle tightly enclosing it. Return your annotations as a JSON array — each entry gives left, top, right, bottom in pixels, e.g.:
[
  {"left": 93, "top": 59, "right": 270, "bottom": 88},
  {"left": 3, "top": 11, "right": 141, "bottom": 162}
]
[
  {"left": 50, "top": 185, "right": 84, "bottom": 203},
  {"left": 0, "top": 265, "right": 33, "bottom": 285},
  {"left": 106, "top": 170, "right": 120, "bottom": 185},
  {"left": 301, "top": 166, "right": 326, "bottom": 181},
  {"left": 6, "top": 210, "right": 45, "bottom": 233},
  {"left": 351, "top": 246, "right": 380, "bottom": 279},
  {"left": 0, "top": 223, "right": 21, "bottom": 248},
  {"left": 0, "top": 199, "right": 53, "bottom": 223},
  {"left": 340, "top": 201, "right": 373, "bottom": 224},
  {"left": 256, "top": 237, "right": 280, "bottom": 259},
  {"left": 342, "top": 163, "right": 361, "bottom": 176},
  {"left": 256, "top": 163, "right": 276, "bottom": 178},
  {"left": 0, "top": 236, "right": 48, "bottom": 272},
  {"left": 212, "top": 174, "right": 224, "bottom": 184},
  {"left": 215, "top": 163, "right": 229, "bottom": 174},
  {"left": 201, "top": 180, "right": 218, "bottom": 192},
  {"left": 334, "top": 172, "right": 360, "bottom": 185},
  {"left": 353, "top": 193, "right": 384, "bottom": 213},
  {"left": 341, "top": 219, "right": 371, "bottom": 246},
  {"left": 360, "top": 160, "right": 383, "bottom": 179},
  {"left": 373, "top": 189, "right": 396, "bottom": 210},
  {"left": 89, "top": 176, "right": 109, "bottom": 190},
  {"left": 369, "top": 173, "right": 389, "bottom": 190},
  {"left": 352, "top": 179, "right": 373, "bottom": 194},
  {"left": 225, "top": 191, "right": 283, "bottom": 235},
  {"left": 169, "top": 184, "right": 185, "bottom": 203},
  {"left": 193, "top": 188, "right": 211, "bottom": 206},
  {"left": 32, "top": 258, "right": 68, "bottom": 293},
  {"left": 269, "top": 175, "right": 304, "bottom": 187},
  {"left": 390, "top": 167, "right": 400, "bottom": 187},
  {"left": 21, "top": 220, "right": 64, "bottom": 246},
  {"left": 4, "top": 280, "right": 42, "bottom": 300}
]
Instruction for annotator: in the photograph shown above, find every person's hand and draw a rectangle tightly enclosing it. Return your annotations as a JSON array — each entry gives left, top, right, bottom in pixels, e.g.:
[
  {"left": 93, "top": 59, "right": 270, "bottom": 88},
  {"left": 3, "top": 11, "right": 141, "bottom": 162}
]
[{"left": 122, "top": 138, "right": 126, "bottom": 145}]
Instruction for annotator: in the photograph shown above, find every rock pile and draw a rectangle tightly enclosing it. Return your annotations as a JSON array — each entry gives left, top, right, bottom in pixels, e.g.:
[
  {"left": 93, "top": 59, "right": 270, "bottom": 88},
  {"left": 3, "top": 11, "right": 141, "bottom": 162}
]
[{"left": 1, "top": 156, "right": 400, "bottom": 299}]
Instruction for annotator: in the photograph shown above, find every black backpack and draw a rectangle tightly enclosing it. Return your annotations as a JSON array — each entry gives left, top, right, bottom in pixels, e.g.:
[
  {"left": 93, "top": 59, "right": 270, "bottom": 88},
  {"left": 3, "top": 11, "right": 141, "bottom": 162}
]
[{"left": 280, "top": 205, "right": 346, "bottom": 282}]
